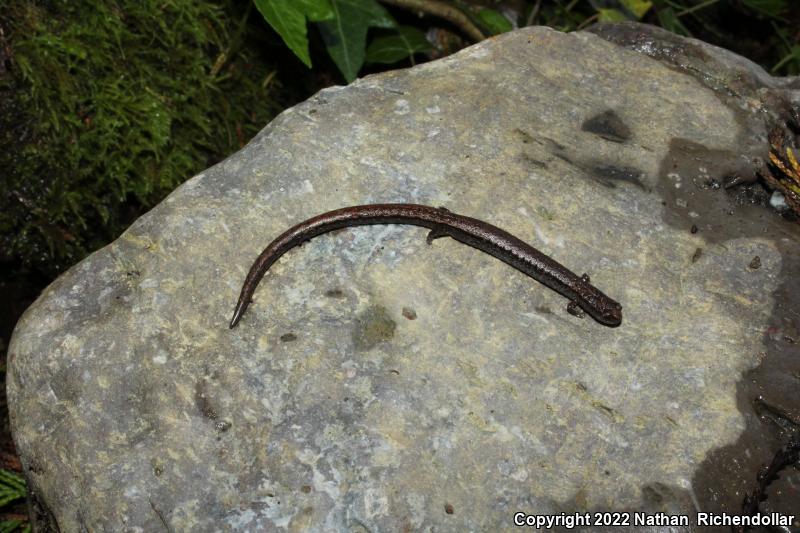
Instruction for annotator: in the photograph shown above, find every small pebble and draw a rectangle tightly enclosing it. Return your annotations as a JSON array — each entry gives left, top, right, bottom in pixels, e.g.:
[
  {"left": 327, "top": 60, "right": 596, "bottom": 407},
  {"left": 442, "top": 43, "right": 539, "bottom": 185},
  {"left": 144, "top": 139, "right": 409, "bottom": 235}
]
[{"left": 769, "top": 191, "right": 787, "bottom": 211}]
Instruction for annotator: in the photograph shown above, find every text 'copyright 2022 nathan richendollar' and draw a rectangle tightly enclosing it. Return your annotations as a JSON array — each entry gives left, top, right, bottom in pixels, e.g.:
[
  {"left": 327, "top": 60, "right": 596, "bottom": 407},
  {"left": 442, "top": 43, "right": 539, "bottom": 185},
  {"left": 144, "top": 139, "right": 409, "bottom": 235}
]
[{"left": 513, "top": 511, "right": 797, "bottom": 529}]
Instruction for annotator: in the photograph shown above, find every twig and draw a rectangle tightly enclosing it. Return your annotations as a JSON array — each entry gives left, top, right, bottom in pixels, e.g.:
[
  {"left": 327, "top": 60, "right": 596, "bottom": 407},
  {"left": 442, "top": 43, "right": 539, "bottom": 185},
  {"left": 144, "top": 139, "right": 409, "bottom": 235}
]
[
  {"left": 378, "top": 0, "right": 486, "bottom": 42},
  {"left": 526, "top": 0, "right": 542, "bottom": 27},
  {"left": 0, "top": 513, "right": 29, "bottom": 522},
  {"left": 211, "top": 2, "right": 253, "bottom": 78},
  {"left": 576, "top": 13, "right": 599, "bottom": 30},
  {"left": 736, "top": 439, "right": 800, "bottom": 533}
]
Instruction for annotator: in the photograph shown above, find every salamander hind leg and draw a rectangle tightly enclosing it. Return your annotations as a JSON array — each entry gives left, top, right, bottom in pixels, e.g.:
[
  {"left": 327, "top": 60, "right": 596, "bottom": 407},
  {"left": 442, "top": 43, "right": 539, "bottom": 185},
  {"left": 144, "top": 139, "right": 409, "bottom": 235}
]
[
  {"left": 426, "top": 226, "right": 449, "bottom": 245},
  {"left": 567, "top": 301, "right": 585, "bottom": 318},
  {"left": 425, "top": 207, "right": 454, "bottom": 243}
]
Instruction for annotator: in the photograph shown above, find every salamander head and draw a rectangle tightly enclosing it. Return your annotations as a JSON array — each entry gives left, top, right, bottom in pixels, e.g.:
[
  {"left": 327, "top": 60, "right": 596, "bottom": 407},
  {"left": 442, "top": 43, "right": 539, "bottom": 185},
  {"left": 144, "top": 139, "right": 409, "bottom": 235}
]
[
  {"left": 592, "top": 297, "right": 623, "bottom": 327},
  {"left": 576, "top": 274, "right": 623, "bottom": 327}
]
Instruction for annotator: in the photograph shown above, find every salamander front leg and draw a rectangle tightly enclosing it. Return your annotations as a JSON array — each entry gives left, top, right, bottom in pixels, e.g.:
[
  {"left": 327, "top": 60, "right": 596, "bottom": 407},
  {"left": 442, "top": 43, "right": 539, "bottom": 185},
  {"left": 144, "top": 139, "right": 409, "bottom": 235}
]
[
  {"left": 567, "top": 301, "right": 585, "bottom": 318},
  {"left": 567, "top": 274, "right": 593, "bottom": 317}
]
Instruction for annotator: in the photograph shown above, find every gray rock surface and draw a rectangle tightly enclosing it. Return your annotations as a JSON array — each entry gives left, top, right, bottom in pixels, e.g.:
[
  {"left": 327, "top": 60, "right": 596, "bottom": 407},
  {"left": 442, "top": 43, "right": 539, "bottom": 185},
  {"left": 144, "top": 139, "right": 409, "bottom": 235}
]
[{"left": 8, "top": 22, "right": 800, "bottom": 532}]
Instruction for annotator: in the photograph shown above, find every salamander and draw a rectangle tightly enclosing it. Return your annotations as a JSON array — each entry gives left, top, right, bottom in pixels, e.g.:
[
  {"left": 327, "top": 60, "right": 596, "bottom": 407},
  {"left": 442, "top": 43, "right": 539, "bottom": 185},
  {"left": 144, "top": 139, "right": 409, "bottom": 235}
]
[{"left": 229, "top": 204, "right": 622, "bottom": 328}]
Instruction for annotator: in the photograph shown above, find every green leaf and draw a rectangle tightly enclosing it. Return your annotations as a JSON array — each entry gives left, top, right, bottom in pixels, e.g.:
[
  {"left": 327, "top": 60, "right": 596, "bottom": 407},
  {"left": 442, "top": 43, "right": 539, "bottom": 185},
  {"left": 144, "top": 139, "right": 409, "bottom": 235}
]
[
  {"left": 0, "top": 470, "right": 26, "bottom": 493},
  {"left": 741, "top": 0, "right": 787, "bottom": 18},
  {"left": 365, "top": 26, "right": 432, "bottom": 64},
  {"left": 619, "top": 0, "right": 652, "bottom": 19},
  {"left": 317, "top": 0, "right": 395, "bottom": 82},
  {"left": 253, "top": 0, "right": 334, "bottom": 67},
  {"left": 0, "top": 469, "right": 26, "bottom": 509},
  {"left": 596, "top": 8, "right": 628, "bottom": 22},
  {"left": 657, "top": 7, "right": 690, "bottom": 36},
  {"left": 0, "top": 520, "right": 25, "bottom": 533},
  {"left": 476, "top": 9, "right": 513, "bottom": 35},
  {"left": 299, "top": 0, "right": 334, "bottom": 21},
  {"left": 771, "top": 44, "right": 800, "bottom": 73}
]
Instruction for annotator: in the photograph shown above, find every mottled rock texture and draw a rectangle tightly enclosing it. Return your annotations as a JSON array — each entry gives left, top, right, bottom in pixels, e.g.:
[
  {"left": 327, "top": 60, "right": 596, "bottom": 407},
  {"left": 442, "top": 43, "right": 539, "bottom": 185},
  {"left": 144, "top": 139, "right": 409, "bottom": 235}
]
[{"left": 8, "top": 22, "right": 800, "bottom": 532}]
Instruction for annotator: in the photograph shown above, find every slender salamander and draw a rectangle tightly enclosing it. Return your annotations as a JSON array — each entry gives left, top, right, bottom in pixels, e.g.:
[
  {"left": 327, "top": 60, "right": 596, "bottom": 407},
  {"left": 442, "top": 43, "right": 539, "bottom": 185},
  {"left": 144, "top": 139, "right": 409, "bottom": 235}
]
[{"left": 229, "top": 204, "right": 622, "bottom": 328}]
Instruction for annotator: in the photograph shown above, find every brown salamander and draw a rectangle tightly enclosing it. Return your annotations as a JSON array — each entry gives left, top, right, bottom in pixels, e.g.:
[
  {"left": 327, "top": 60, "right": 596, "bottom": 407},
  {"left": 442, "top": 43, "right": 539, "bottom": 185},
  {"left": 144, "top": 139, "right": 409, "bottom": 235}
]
[{"left": 229, "top": 204, "right": 622, "bottom": 328}]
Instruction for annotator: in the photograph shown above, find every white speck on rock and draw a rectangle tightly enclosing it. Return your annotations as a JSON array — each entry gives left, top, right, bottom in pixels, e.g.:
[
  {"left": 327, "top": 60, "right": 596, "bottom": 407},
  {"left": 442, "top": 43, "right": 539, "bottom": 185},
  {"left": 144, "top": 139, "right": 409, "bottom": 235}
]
[
  {"left": 394, "top": 99, "right": 410, "bottom": 115},
  {"left": 140, "top": 278, "right": 158, "bottom": 289},
  {"left": 467, "top": 46, "right": 489, "bottom": 58},
  {"left": 363, "top": 488, "right": 389, "bottom": 519}
]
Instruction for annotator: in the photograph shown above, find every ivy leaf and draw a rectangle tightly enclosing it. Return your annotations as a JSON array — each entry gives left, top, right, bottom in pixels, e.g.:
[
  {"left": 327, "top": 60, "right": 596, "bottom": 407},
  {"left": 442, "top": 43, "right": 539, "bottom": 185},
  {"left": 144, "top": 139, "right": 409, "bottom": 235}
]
[
  {"left": 365, "top": 26, "right": 432, "bottom": 65},
  {"left": 253, "top": 0, "right": 333, "bottom": 68},
  {"left": 476, "top": 9, "right": 513, "bottom": 35},
  {"left": 317, "top": 0, "right": 395, "bottom": 82},
  {"left": 299, "top": 0, "right": 335, "bottom": 21},
  {"left": 619, "top": 0, "right": 652, "bottom": 19},
  {"left": 596, "top": 8, "right": 628, "bottom": 22}
]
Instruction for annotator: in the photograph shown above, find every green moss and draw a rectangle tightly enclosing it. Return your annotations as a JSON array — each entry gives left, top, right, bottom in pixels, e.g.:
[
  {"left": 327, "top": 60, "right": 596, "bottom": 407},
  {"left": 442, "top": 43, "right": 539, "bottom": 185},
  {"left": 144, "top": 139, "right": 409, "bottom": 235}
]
[{"left": 0, "top": 0, "right": 282, "bottom": 276}]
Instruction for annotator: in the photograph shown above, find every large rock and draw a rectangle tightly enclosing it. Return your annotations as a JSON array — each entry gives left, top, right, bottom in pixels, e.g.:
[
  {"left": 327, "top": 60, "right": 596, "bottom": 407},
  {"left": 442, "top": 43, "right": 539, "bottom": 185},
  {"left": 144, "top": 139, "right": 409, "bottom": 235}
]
[{"left": 8, "top": 22, "right": 800, "bottom": 531}]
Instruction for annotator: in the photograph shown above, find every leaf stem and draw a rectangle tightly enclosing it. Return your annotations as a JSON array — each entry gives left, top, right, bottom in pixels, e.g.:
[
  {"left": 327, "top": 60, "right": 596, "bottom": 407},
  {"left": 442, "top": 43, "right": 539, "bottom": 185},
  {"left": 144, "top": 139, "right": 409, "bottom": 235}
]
[
  {"left": 675, "top": 0, "right": 720, "bottom": 17},
  {"left": 377, "top": 0, "right": 487, "bottom": 41}
]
